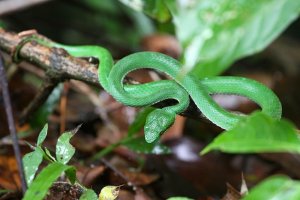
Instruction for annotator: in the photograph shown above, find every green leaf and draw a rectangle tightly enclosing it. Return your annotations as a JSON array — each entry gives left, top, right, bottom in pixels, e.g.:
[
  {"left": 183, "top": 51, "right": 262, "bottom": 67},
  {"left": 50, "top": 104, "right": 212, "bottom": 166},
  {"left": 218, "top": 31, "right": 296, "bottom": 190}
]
[
  {"left": 243, "top": 176, "right": 300, "bottom": 200},
  {"left": 37, "top": 124, "right": 48, "bottom": 146},
  {"left": 23, "top": 162, "right": 74, "bottom": 200},
  {"left": 143, "top": 0, "right": 171, "bottom": 22},
  {"left": 22, "top": 147, "right": 44, "bottom": 186},
  {"left": 201, "top": 112, "right": 300, "bottom": 155},
  {"left": 79, "top": 189, "right": 98, "bottom": 200},
  {"left": 56, "top": 130, "right": 76, "bottom": 164},
  {"left": 166, "top": 0, "right": 300, "bottom": 77},
  {"left": 44, "top": 147, "right": 56, "bottom": 162},
  {"left": 128, "top": 107, "right": 155, "bottom": 137},
  {"left": 119, "top": 0, "right": 171, "bottom": 22},
  {"left": 123, "top": 137, "right": 170, "bottom": 154}
]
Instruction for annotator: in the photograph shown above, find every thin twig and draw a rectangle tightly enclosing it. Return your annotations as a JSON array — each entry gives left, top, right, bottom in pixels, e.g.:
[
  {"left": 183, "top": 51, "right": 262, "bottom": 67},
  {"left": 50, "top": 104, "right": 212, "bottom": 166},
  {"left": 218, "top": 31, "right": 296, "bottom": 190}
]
[
  {"left": 0, "top": 51, "right": 27, "bottom": 194},
  {"left": 59, "top": 82, "right": 70, "bottom": 133},
  {"left": 19, "top": 76, "right": 59, "bottom": 125}
]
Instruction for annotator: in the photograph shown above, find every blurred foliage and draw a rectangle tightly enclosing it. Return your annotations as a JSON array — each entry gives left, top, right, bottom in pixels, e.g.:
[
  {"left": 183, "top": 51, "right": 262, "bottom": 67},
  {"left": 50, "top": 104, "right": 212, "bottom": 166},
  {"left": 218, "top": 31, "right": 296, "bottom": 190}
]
[
  {"left": 119, "top": 0, "right": 171, "bottom": 22},
  {"left": 166, "top": 0, "right": 300, "bottom": 77},
  {"left": 30, "top": 84, "right": 63, "bottom": 128},
  {"left": 0, "top": 20, "right": 6, "bottom": 28}
]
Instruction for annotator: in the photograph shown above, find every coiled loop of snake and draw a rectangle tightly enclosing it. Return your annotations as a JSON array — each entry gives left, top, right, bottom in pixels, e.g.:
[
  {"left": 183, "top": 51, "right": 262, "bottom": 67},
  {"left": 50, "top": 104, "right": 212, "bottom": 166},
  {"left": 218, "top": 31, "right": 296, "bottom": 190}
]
[
  {"left": 109, "top": 52, "right": 282, "bottom": 142},
  {"left": 13, "top": 36, "right": 282, "bottom": 143}
]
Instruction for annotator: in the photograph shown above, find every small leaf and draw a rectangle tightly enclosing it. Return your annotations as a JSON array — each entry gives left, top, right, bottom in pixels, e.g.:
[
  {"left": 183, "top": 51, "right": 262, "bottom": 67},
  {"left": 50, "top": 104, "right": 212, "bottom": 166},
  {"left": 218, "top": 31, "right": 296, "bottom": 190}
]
[
  {"left": 37, "top": 124, "right": 48, "bottom": 146},
  {"left": 44, "top": 147, "right": 56, "bottom": 162},
  {"left": 56, "top": 131, "right": 75, "bottom": 164},
  {"left": 80, "top": 189, "right": 98, "bottom": 200},
  {"left": 243, "top": 176, "right": 300, "bottom": 200},
  {"left": 56, "top": 126, "right": 80, "bottom": 164},
  {"left": 99, "top": 186, "right": 120, "bottom": 200},
  {"left": 123, "top": 137, "right": 170, "bottom": 154},
  {"left": 22, "top": 147, "right": 44, "bottom": 186},
  {"left": 201, "top": 112, "right": 300, "bottom": 155},
  {"left": 65, "top": 167, "right": 77, "bottom": 184},
  {"left": 23, "top": 162, "right": 74, "bottom": 200}
]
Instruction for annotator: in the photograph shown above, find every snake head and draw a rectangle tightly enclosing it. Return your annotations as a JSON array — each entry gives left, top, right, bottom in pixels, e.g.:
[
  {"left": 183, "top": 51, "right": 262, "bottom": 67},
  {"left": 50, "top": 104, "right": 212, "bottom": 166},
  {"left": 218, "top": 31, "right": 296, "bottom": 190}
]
[{"left": 144, "top": 109, "right": 176, "bottom": 143}]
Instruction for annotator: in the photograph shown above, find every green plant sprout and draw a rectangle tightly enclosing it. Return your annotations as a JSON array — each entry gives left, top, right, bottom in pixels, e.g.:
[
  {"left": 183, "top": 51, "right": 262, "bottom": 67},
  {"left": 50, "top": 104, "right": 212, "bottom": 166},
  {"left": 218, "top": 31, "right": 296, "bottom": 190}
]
[{"left": 22, "top": 124, "right": 99, "bottom": 200}]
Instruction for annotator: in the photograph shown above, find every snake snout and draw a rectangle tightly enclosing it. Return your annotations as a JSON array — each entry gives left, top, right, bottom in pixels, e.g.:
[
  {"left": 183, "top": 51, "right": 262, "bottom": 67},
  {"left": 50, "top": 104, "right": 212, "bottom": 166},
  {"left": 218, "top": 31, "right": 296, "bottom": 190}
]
[{"left": 144, "top": 109, "right": 176, "bottom": 143}]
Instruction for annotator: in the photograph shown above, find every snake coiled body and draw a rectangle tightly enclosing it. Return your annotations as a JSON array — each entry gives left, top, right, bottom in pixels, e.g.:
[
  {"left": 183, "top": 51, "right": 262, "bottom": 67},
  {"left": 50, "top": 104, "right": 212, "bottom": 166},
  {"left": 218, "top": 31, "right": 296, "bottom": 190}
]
[{"left": 14, "top": 37, "right": 282, "bottom": 143}]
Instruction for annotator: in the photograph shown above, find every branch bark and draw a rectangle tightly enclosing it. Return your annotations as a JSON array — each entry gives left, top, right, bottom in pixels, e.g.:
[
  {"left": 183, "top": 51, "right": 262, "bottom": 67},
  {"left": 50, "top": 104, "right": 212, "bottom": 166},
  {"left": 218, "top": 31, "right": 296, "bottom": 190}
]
[{"left": 0, "top": 28, "right": 100, "bottom": 86}]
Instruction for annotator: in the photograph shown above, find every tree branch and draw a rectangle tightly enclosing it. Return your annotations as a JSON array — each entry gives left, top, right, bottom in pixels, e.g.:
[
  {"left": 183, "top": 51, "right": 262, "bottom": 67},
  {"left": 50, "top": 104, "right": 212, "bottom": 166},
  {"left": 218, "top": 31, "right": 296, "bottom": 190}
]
[
  {"left": 0, "top": 28, "right": 100, "bottom": 86},
  {"left": 0, "top": 28, "right": 204, "bottom": 120}
]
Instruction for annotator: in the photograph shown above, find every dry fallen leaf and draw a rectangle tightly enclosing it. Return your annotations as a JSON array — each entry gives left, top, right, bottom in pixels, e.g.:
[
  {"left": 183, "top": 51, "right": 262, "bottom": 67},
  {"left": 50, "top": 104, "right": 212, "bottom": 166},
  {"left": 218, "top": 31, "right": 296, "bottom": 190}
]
[{"left": 99, "top": 185, "right": 121, "bottom": 200}]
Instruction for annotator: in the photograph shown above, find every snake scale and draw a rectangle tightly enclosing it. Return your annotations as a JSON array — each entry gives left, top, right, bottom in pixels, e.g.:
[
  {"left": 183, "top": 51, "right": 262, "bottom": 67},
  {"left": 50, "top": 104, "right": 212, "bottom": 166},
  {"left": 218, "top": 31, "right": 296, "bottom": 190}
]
[{"left": 14, "top": 35, "right": 282, "bottom": 143}]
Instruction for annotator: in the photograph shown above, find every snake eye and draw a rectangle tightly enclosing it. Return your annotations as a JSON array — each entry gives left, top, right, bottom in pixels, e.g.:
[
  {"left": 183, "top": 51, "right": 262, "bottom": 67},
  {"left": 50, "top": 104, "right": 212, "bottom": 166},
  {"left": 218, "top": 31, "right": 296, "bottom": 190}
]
[{"left": 144, "top": 109, "right": 176, "bottom": 143}]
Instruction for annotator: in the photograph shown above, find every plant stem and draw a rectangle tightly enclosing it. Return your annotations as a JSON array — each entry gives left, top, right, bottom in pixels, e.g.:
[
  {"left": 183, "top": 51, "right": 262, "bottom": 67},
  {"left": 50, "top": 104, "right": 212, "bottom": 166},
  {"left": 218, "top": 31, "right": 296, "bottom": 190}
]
[{"left": 0, "top": 52, "right": 27, "bottom": 194}]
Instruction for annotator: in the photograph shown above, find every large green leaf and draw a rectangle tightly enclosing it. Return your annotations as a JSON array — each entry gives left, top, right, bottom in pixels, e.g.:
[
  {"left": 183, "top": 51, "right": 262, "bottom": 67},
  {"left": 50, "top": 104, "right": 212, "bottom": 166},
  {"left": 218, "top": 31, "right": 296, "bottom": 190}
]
[
  {"left": 243, "top": 176, "right": 300, "bottom": 200},
  {"left": 22, "top": 147, "right": 44, "bottom": 186},
  {"left": 167, "top": 0, "right": 300, "bottom": 77},
  {"left": 201, "top": 112, "right": 300, "bottom": 155},
  {"left": 23, "top": 162, "right": 74, "bottom": 200}
]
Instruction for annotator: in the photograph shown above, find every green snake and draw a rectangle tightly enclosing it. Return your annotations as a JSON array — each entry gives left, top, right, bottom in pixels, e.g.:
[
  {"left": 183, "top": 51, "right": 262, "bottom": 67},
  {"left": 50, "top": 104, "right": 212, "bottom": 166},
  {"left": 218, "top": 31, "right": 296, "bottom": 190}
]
[{"left": 14, "top": 35, "right": 282, "bottom": 143}]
